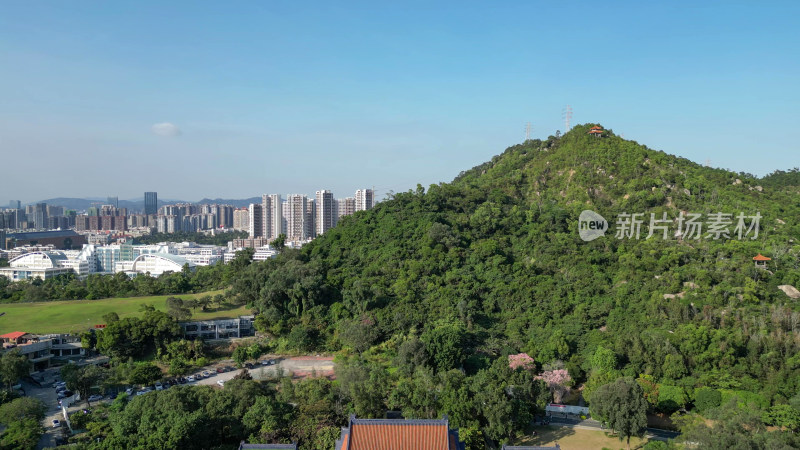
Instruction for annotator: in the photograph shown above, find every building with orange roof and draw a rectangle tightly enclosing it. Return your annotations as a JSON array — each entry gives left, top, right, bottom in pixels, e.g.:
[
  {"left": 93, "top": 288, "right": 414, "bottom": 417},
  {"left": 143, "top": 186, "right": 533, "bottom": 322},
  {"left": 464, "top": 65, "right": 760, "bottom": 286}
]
[
  {"left": 753, "top": 253, "right": 771, "bottom": 268},
  {"left": 335, "top": 415, "right": 465, "bottom": 450},
  {"left": 0, "top": 331, "right": 34, "bottom": 346},
  {"left": 588, "top": 125, "right": 604, "bottom": 137}
]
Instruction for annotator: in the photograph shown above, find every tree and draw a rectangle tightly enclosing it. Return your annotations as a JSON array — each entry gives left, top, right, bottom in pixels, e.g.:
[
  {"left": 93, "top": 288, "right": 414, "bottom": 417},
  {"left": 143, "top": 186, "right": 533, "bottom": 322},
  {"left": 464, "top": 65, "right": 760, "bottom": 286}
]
[
  {"left": 242, "top": 395, "right": 295, "bottom": 443},
  {"left": 102, "top": 312, "right": 120, "bottom": 323},
  {"left": 536, "top": 369, "right": 572, "bottom": 403},
  {"left": 233, "top": 369, "right": 253, "bottom": 381},
  {"left": 421, "top": 322, "right": 467, "bottom": 372},
  {"left": 128, "top": 363, "right": 162, "bottom": 386},
  {"left": 763, "top": 404, "right": 800, "bottom": 432},
  {"left": 590, "top": 377, "right": 648, "bottom": 450},
  {"left": 61, "top": 364, "right": 107, "bottom": 406},
  {"left": 694, "top": 387, "right": 721, "bottom": 412},
  {"left": 0, "top": 417, "right": 42, "bottom": 450},
  {"left": 0, "top": 350, "right": 31, "bottom": 392},
  {"left": 0, "top": 397, "right": 45, "bottom": 425},
  {"left": 166, "top": 296, "right": 192, "bottom": 320},
  {"left": 233, "top": 346, "right": 248, "bottom": 367},
  {"left": 272, "top": 234, "right": 286, "bottom": 252},
  {"left": 287, "top": 325, "right": 316, "bottom": 352}
]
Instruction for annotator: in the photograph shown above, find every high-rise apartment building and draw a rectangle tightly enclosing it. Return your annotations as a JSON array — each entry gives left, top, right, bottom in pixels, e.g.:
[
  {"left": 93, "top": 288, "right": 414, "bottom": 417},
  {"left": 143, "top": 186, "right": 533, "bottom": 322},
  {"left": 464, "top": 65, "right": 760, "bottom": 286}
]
[
  {"left": 144, "top": 192, "right": 158, "bottom": 215},
  {"left": 248, "top": 203, "right": 263, "bottom": 238},
  {"left": 315, "top": 190, "right": 335, "bottom": 236},
  {"left": 8, "top": 200, "right": 20, "bottom": 210},
  {"left": 355, "top": 189, "right": 374, "bottom": 211},
  {"left": 306, "top": 199, "right": 316, "bottom": 239},
  {"left": 337, "top": 197, "right": 356, "bottom": 220},
  {"left": 260, "top": 194, "right": 284, "bottom": 240},
  {"left": 233, "top": 208, "right": 249, "bottom": 232},
  {"left": 107, "top": 196, "right": 119, "bottom": 208},
  {"left": 33, "top": 203, "right": 48, "bottom": 229},
  {"left": 286, "top": 195, "right": 311, "bottom": 241}
]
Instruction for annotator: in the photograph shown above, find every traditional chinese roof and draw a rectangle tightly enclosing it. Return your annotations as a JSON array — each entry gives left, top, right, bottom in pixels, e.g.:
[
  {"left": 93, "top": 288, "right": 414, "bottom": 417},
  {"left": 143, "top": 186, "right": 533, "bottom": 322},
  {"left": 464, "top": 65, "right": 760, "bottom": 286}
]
[
  {"left": 336, "top": 416, "right": 464, "bottom": 450},
  {"left": 753, "top": 254, "right": 772, "bottom": 261},
  {"left": 0, "top": 331, "right": 28, "bottom": 340},
  {"left": 590, "top": 126, "right": 603, "bottom": 130}
]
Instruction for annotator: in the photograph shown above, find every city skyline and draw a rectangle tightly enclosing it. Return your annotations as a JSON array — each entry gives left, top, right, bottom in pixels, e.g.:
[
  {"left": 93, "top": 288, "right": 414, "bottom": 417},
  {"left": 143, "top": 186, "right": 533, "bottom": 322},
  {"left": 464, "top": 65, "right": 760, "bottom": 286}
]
[{"left": 2, "top": 2, "right": 798, "bottom": 203}]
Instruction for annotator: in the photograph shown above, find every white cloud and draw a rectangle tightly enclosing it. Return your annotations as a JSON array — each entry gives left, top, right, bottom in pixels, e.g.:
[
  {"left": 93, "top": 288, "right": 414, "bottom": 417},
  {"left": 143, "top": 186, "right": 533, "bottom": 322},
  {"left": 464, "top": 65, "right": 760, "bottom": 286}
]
[{"left": 151, "top": 122, "right": 181, "bottom": 137}]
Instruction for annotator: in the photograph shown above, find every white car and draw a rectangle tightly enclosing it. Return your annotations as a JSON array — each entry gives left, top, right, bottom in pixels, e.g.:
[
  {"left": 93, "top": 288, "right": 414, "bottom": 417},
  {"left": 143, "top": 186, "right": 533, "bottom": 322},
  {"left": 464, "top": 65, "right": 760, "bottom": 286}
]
[
  {"left": 216, "top": 379, "right": 225, "bottom": 387},
  {"left": 186, "top": 375, "right": 196, "bottom": 382},
  {"left": 202, "top": 371, "right": 211, "bottom": 378},
  {"left": 87, "top": 394, "right": 103, "bottom": 402},
  {"left": 125, "top": 388, "right": 134, "bottom": 395},
  {"left": 154, "top": 382, "right": 163, "bottom": 391}
]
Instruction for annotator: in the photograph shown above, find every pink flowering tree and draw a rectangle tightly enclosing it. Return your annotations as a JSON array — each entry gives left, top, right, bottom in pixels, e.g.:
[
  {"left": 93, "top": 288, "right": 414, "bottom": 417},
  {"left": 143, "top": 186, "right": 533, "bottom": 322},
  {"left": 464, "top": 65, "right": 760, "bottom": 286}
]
[
  {"left": 508, "top": 353, "right": 535, "bottom": 371},
  {"left": 536, "top": 369, "right": 572, "bottom": 403}
]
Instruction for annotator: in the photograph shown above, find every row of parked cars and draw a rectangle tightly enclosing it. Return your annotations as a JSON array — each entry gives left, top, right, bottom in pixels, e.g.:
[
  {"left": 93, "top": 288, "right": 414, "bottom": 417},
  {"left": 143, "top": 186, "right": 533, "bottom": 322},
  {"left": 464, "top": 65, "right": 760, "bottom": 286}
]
[{"left": 122, "top": 366, "right": 237, "bottom": 396}]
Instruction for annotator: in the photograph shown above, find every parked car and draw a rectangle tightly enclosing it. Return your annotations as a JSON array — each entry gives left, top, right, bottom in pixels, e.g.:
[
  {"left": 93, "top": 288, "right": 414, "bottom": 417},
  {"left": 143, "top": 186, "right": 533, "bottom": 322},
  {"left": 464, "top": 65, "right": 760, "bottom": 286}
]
[
  {"left": 216, "top": 367, "right": 224, "bottom": 373},
  {"left": 260, "top": 359, "right": 270, "bottom": 366},
  {"left": 186, "top": 375, "right": 196, "bottom": 382},
  {"left": 177, "top": 377, "right": 186, "bottom": 384},
  {"left": 245, "top": 363, "right": 254, "bottom": 369},
  {"left": 125, "top": 388, "right": 134, "bottom": 395},
  {"left": 202, "top": 371, "right": 211, "bottom": 378},
  {"left": 52, "top": 419, "right": 61, "bottom": 428},
  {"left": 216, "top": 379, "right": 225, "bottom": 387},
  {"left": 87, "top": 394, "right": 103, "bottom": 402},
  {"left": 154, "top": 382, "right": 163, "bottom": 391},
  {"left": 57, "top": 390, "right": 73, "bottom": 399},
  {"left": 135, "top": 387, "right": 152, "bottom": 396}
]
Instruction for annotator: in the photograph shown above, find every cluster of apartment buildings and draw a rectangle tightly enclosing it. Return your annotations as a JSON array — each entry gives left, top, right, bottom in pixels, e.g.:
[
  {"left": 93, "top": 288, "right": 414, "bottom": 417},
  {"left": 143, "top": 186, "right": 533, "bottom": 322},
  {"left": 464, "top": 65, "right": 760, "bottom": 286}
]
[
  {"left": 240, "top": 188, "right": 375, "bottom": 244},
  {"left": 1, "top": 194, "right": 237, "bottom": 235}
]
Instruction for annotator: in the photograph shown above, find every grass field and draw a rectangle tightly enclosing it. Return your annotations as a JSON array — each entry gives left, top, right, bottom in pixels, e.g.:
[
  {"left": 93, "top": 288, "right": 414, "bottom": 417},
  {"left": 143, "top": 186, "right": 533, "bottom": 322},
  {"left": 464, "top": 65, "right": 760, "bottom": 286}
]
[
  {"left": 512, "top": 426, "right": 652, "bottom": 450},
  {"left": 0, "top": 290, "right": 253, "bottom": 334}
]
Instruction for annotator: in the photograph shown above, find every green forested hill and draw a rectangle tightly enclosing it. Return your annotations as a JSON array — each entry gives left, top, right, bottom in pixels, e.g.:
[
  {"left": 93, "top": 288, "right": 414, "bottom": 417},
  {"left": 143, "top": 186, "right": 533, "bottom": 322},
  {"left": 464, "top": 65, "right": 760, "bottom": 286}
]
[{"left": 231, "top": 124, "right": 800, "bottom": 444}]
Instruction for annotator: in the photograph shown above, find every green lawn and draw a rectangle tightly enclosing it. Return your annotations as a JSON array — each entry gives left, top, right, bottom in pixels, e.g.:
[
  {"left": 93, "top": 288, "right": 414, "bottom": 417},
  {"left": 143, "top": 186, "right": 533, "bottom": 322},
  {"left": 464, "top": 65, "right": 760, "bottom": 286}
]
[{"left": 0, "top": 290, "right": 253, "bottom": 334}]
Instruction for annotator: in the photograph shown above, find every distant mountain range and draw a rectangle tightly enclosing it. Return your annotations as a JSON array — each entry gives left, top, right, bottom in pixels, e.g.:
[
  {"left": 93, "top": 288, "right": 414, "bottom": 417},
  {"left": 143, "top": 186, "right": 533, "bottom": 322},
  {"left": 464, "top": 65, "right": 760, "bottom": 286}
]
[{"left": 26, "top": 196, "right": 260, "bottom": 212}]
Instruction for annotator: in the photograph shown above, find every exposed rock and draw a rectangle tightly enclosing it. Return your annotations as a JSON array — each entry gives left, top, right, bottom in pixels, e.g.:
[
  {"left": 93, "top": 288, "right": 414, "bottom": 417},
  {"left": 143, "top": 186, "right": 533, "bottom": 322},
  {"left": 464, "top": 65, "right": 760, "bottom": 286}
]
[
  {"left": 778, "top": 285, "right": 800, "bottom": 299},
  {"left": 755, "top": 185, "right": 763, "bottom": 192},
  {"left": 663, "top": 292, "right": 685, "bottom": 299},
  {"left": 684, "top": 282, "right": 699, "bottom": 289},
  {"left": 683, "top": 188, "right": 691, "bottom": 196},
  {"left": 776, "top": 218, "right": 786, "bottom": 225},
  {"left": 733, "top": 179, "right": 742, "bottom": 185}
]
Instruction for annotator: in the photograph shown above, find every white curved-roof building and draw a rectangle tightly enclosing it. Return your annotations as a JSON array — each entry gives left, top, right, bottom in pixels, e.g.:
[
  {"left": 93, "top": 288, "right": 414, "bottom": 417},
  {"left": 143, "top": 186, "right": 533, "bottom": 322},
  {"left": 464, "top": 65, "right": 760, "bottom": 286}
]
[
  {"left": 0, "top": 251, "right": 86, "bottom": 281},
  {"left": 128, "top": 253, "right": 195, "bottom": 276}
]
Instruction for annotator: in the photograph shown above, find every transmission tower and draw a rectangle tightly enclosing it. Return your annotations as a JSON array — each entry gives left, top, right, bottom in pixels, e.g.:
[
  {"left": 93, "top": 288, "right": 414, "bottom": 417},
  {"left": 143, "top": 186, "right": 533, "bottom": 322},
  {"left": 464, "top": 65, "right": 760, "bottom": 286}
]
[
  {"left": 562, "top": 105, "right": 573, "bottom": 132},
  {"left": 525, "top": 122, "right": 531, "bottom": 140}
]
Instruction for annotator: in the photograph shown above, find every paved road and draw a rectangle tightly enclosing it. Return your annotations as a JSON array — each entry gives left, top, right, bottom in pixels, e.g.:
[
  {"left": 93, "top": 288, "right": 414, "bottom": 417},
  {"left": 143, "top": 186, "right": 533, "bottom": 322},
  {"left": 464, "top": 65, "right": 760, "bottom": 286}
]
[
  {"left": 194, "top": 356, "right": 335, "bottom": 386},
  {"left": 548, "top": 416, "right": 680, "bottom": 441}
]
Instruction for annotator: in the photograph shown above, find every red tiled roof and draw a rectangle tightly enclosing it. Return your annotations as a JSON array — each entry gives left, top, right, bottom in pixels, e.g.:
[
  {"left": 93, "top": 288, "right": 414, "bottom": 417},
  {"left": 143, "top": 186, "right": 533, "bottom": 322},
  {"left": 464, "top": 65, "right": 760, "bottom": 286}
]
[
  {"left": 0, "top": 331, "right": 27, "bottom": 340},
  {"left": 753, "top": 254, "right": 771, "bottom": 261},
  {"left": 590, "top": 126, "right": 603, "bottom": 130},
  {"left": 348, "top": 421, "right": 450, "bottom": 450}
]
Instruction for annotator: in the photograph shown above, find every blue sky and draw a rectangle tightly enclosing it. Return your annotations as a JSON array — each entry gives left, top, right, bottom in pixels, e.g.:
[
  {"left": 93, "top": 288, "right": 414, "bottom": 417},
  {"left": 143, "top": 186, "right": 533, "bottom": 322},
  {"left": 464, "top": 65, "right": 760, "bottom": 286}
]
[{"left": 2, "top": 1, "right": 798, "bottom": 203}]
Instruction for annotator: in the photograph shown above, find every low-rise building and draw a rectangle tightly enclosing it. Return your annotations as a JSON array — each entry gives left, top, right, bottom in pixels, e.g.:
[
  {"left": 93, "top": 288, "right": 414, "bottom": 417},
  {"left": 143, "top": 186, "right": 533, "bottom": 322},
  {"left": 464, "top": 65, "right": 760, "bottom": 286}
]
[
  {"left": 44, "top": 334, "right": 86, "bottom": 358},
  {"left": 180, "top": 316, "right": 255, "bottom": 340},
  {"left": 1, "top": 332, "right": 53, "bottom": 371}
]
